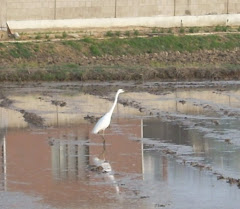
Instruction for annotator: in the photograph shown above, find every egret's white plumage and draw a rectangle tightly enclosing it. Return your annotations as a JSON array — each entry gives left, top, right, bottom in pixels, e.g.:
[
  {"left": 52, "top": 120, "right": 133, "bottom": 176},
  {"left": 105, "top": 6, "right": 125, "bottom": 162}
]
[{"left": 92, "top": 89, "right": 124, "bottom": 135}]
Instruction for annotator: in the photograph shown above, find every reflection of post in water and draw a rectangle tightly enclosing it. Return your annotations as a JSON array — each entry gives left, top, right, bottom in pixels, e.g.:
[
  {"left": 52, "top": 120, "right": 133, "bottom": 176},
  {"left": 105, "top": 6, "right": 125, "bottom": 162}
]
[
  {"left": 50, "top": 135, "right": 89, "bottom": 180},
  {"left": 162, "top": 156, "right": 168, "bottom": 182},
  {"left": 56, "top": 105, "right": 59, "bottom": 127},
  {"left": 175, "top": 91, "right": 178, "bottom": 112},
  {"left": 0, "top": 128, "right": 7, "bottom": 191},
  {"left": 98, "top": 140, "right": 106, "bottom": 160}
]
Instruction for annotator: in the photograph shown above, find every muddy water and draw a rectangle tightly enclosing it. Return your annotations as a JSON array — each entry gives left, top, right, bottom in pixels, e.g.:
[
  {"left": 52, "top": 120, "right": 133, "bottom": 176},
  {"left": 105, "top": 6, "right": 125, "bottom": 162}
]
[{"left": 0, "top": 82, "right": 240, "bottom": 209}]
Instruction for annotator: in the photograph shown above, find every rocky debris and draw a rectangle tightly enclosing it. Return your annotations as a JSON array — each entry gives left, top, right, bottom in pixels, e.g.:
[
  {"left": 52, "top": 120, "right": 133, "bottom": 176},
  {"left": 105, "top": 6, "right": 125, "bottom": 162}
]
[
  {"left": 0, "top": 95, "right": 13, "bottom": 107},
  {"left": 139, "top": 107, "right": 146, "bottom": 112},
  {"left": 179, "top": 100, "right": 186, "bottom": 105},
  {"left": 224, "top": 139, "right": 232, "bottom": 144},
  {"left": 163, "top": 149, "right": 177, "bottom": 155},
  {"left": 212, "top": 120, "right": 220, "bottom": 125},
  {"left": 89, "top": 165, "right": 104, "bottom": 173},
  {"left": 119, "top": 99, "right": 142, "bottom": 110},
  {"left": 217, "top": 175, "right": 224, "bottom": 180},
  {"left": 84, "top": 115, "right": 100, "bottom": 123},
  {"left": 140, "top": 196, "right": 150, "bottom": 199},
  {"left": 20, "top": 110, "right": 44, "bottom": 127},
  {"left": 51, "top": 100, "right": 67, "bottom": 107},
  {"left": 214, "top": 172, "right": 240, "bottom": 188},
  {"left": 190, "top": 162, "right": 205, "bottom": 169}
]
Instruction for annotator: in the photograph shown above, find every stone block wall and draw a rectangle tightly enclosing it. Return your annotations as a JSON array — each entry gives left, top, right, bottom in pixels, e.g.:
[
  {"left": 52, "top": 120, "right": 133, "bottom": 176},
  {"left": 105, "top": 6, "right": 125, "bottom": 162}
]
[{"left": 1, "top": 0, "right": 240, "bottom": 28}]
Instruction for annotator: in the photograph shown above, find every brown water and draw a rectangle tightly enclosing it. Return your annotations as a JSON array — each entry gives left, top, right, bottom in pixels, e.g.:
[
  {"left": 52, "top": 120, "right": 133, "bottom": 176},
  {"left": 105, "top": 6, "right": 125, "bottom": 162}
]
[{"left": 0, "top": 82, "right": 240, "bottom": 209}]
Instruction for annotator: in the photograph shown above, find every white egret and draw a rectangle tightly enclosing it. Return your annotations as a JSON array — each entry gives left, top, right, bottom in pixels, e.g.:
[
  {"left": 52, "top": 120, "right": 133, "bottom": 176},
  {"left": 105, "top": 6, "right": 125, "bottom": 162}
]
[{"left": 92, "top": 89, "right": 124, "bottom": 137}]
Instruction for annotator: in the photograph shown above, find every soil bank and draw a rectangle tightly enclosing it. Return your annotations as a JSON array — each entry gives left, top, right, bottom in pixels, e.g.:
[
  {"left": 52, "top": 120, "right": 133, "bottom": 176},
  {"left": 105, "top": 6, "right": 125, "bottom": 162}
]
[{"left": 0, "top": 33, "right": 240, "bottom": 81}]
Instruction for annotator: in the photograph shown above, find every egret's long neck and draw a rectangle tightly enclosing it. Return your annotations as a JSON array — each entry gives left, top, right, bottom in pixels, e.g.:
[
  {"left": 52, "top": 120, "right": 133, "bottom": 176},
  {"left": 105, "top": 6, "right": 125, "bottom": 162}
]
[{"left": 108, "top": 92, "right": 120, "bottom": 116}]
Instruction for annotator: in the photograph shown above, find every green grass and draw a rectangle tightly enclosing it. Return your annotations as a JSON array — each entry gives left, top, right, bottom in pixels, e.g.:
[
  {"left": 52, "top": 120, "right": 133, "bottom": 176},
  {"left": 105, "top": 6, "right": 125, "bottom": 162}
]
[
  {"left": 51, "top": 33, "right": 240, "bottom": 57},
  {"left": 189, "top": 27, "right": 199, "bottom": 33},
  {"left": 115, "top": 31, "right": 121, "bottom": 37},
  {"left": 62, "top": 40, "right": 82, "bottom": 51},
  {"left": 1, "top": 31, "right": 240, "bottom": 82},
  {"left": 33, "top": 44, "right": 40, "bottom": 52},
  {"left": 124, "top": 31, "right": 130, "bottom": 37},
  {"left": 35, "top": 34, "right": 42, "bottom": 39},
  {"left": 133, "top": 30, "right": 139, "bottom": 36},
  {"left": 90, "top": 45, "right": 101, "bottom": 56},
  {"left": 97, "top": 34, "right": 240, "bottom": 54},
  {"left": 0, "top": 43, "right": 5, "bottom": 48},
  {"left": 9, "top": 43, "right": 32, "bottom": 58},
  {"left": 2, "top": 33, "right": 240, "bottom": 59},
  {"left": 62, "top": 31, "right": 67, "bottom": 38},
  {"left": 179, "top": 27, "right": 185, "bottom": 34},
  {"left": 105, "top": 31, "right": 114, "bottom": 37},
  {"left": 214, "top": 25, "right": 229, "bottom": 32},
  {"left": 82, "top": 36, "right": 93, "bottom": 43}
]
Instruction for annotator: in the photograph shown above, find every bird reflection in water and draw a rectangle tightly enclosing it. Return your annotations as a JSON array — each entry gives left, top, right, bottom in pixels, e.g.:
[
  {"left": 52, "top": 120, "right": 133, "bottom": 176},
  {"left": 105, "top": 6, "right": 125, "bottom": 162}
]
[
  {"left": 49, "top": 134, "right": 120, "bottom": 195},
  {"left": 92, "top": 140, "right": 120, "bottom": 195}
]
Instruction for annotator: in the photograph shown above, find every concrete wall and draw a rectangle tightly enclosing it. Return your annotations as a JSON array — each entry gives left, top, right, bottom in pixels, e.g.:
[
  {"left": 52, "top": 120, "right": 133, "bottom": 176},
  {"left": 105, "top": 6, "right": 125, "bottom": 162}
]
[
  {"left": 7, "top": 14, "right": 240, "bottom": 31},
  {"left": 1, "top": 0, "right": 240, "bottom": 28},
  {"left": 0, "top": 0, "right": 7, "bottom": 28}
]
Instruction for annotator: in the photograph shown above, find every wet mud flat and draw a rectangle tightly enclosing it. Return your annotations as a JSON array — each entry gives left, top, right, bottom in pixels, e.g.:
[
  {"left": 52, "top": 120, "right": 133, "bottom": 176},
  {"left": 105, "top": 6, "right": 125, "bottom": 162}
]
[{"left": 0, "top": 81, "right": 240, "bottom": 209}]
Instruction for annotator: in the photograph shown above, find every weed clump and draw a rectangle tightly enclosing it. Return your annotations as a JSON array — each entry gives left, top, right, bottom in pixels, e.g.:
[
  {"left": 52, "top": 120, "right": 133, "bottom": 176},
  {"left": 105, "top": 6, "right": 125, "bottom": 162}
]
[
  {"left": 215, "top": 25, "right": 229, "bottom": 32},
  {"left": 179, "top": 27, "right": 185, "bottom": 34},
  {"left": 62, "top": 31, "right": 68, "bottom": 38},
  {"left": 124, "top": 31, "right": 130, "bottom": 37},
  {"left": 115, "top": 31, "right": 121, "bottom": 37},
  {"left": 105, "top": 31, "right": 114, "bottom": 37},
  {"left": 133, "top": 30, "right": 139, "bottom": 36},
  {"left": 90, "top": 45, "right": 101, "bottom": 56}
]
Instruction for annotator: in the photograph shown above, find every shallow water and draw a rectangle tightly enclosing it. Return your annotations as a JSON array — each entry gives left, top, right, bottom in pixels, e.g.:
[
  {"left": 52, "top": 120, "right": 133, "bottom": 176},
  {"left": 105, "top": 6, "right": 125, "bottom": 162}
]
[{"left": 0, "top": 82, "right": 240, "bottom": 209}]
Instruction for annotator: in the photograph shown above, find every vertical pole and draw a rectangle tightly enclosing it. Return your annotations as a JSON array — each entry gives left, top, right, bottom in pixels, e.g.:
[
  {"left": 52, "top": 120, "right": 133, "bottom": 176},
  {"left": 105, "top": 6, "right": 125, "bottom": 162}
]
[
  {"left": 174, "top": 0, "right": 176, "bottom": 16},
  {"left": 3, "top": 136, "right": 7, "bottom": 191},
  {"left": 226, "top": 0, "right": 229, "bottom": 14},
  {"left": 54, "top": 0, "right": 57, "bottom": 19},
  {"left": 141, "top": 119, "right": 144, "bottom": 180},
  {"left": 115, "top": 0, "right": 117, "bottom": 18}
]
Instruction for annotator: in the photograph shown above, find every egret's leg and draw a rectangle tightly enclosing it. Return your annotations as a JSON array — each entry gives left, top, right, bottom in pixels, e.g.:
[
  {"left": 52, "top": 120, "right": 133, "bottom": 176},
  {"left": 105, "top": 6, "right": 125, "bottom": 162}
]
[
  {"left": 101, "top": 129, "right": 105, "bottom": 140},
  {"left": 103, "top": 138, "right": 106, "bottom": 149},
  {"left": 98, "top": 139, "right": 106, "bottom": 159},
  {"left": 102, "top": 139, "right": 106, "bottom": 160}
]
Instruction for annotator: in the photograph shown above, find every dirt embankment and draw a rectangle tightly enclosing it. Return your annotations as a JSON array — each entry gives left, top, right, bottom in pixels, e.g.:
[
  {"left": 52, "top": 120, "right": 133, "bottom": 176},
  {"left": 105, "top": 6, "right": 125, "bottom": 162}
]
[{"left": 0, "top": 35, "right": 240, "bottom": 81}]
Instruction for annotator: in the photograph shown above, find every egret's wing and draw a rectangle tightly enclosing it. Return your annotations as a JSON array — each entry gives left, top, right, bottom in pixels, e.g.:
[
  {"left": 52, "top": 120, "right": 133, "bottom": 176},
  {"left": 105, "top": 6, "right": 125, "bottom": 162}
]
[{"left": 92, "top": 113, "right": 111, "bottom": 134}]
